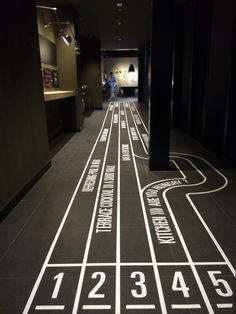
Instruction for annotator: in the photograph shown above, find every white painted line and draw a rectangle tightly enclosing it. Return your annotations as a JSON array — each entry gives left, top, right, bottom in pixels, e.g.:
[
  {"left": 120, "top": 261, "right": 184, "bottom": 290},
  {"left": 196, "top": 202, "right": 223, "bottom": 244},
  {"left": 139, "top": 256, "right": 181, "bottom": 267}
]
[
  {"left": 134, "top": 154, "right": 148, "bottom": 160},
  {"left": 72, "top": 106, "right": 116, "bottom": 313},
  {"left": 171, "top": 304, "right": 201, "bottom": 309},
  {"left": 46, "top": 261, "right": 227, "bottom": 268},
  {"left": 23, "top": 103, "right": 114, "bottom": 314},
  {"left": 83, "top": 305, "right": 111, "bottom": 310},
  {"left": 171, "top": 152, "right": 236, "bottom": 277},
  {"left": 128, "top": 103, "right": 148, "bottom": 155},
  {"left": 193, "top": 262, "right": 227, "bottom": 266},
  {"left": 115, "top": 102, "right": 121, "bottom": 314},
  {"left": 141, "top": 160, "right": 186, "bottom": 193},
  {"left": 161, "top": 157, "right": 215, "bottom": 313},
  {"left": 126, "top": 304, "right": 155, "bottom": 309},
  {"left": 217, "top": 303, "right": 233, "bottom": 308},
  {"left": 132, "top": 102, "right": 149, "bottom": 134},
  {"left": 35, "top": 305, "right": 65, "bottom": 310},
  {"left": 142, "top": 156, "right": 214, "bottom": 312},
  {"left": 47, "top": 263, "right": 82, "bottom": 267},
  {"left": 124, "top": 104, "right": 167, "bottom": 314}
]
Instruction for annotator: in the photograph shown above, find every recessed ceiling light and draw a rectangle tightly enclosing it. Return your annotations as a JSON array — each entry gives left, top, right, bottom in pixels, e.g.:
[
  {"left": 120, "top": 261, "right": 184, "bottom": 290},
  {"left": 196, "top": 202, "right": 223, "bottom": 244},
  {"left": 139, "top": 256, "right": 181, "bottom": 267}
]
[
  {"left": 117, "top": 21, "right": 122, "bottom": 25},
  {"left": 117, "top": 38, "right": 122, "bottom": 41},
  {"left": 117, "top": 2, "right": 123, "bottom": 7}
]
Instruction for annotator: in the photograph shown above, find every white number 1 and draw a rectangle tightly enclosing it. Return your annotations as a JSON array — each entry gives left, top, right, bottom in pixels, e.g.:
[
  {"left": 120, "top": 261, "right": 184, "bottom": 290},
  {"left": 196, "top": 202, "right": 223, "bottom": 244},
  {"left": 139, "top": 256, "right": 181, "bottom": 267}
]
[{"left": 52, "top": 273, "right": 64, "bottom": 299}]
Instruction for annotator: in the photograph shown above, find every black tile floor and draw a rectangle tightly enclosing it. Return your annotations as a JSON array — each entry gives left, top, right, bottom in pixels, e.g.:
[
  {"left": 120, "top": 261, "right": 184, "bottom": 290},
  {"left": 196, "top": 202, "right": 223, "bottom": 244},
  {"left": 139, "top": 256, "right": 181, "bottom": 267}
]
[{"left": 0, "top": 100, "right": 235, "bottom": 313}]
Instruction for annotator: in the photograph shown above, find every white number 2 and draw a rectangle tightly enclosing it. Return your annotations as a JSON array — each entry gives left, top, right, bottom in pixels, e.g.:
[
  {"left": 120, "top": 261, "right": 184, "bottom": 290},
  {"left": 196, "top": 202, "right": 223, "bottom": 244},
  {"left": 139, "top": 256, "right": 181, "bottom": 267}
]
[
  {"left": 172, "top": 272, "right": 190, "bottom": 298},
  {"left": 131, "top": 272, "right": 147, "bottom": 298},
  {"left": 88, "top": 272, "right": 106, "bottom": 299},
  {"left": 208, "top": 271, "right": 233, "bottom": 297}
]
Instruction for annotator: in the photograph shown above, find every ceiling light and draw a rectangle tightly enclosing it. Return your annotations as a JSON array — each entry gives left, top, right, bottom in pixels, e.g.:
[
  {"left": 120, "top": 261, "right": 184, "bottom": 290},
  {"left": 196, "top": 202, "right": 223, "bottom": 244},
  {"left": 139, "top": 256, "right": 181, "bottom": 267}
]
[
  {"left": 36, "top": 5, "right": 57, "bottom": 11},
  {"left": 61, "top": 31, "right": 72, "bottom": 45},
  {"left": 117, "top": 21, "right": 122, "bottom": 26},
  {"left": 117, "top": 38, "right": 122, "bottom": 41},
  {"left": 117, "top": 2, "right": 123, "bottom": 7},
  {"left": 44, "top": 21, "right": 70, "bottom": 28},
  {"left": 128, "top": 64, "right": 135, "bottom": 72}
]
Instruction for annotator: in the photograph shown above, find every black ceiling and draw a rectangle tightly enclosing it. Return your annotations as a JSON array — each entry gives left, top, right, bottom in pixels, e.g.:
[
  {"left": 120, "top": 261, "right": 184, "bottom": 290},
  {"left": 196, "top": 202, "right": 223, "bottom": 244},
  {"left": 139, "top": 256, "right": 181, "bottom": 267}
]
[
  {"left": 46, "top": 0, "right": 152, "bottom": 50},
  {"left": 43, "top": 0, "right": 188, "bottom": 50}
]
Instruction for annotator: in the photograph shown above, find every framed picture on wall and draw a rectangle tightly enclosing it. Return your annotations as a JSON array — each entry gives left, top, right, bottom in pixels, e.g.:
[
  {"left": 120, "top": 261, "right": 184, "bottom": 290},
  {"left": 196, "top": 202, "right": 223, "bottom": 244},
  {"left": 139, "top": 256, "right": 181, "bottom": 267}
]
[{"left": 43, "top": 68, "right": 53, "bottom": 88}]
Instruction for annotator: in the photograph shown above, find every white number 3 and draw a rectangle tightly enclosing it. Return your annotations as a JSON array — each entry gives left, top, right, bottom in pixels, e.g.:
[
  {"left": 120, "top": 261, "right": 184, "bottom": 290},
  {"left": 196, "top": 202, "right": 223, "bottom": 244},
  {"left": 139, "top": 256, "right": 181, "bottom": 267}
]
[{"left": 131, "top": 271, "right": 147, "bottom": 298}]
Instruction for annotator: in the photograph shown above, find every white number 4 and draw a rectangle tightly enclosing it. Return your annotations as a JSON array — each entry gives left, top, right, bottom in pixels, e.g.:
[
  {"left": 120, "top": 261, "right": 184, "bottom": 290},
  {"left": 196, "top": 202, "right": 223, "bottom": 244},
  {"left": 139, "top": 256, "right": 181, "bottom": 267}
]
[
  {"left": 172, "top": 272, "right": 190, "bottom": 298},
  {"left": 208, "top": 271, "right": 233, "bottom": 297}
]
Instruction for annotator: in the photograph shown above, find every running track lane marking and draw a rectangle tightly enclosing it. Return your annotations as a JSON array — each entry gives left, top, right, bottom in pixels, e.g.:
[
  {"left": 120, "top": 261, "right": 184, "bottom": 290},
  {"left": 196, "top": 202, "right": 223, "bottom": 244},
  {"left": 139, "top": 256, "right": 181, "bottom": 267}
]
[
  {"left": 115, "top": 102, "right": 121, "bottom": 314},
  {"left": 35, "top": 305, "right": 65, "bottom": 310},
  {"left": 156, "top": 156, "right": 225, "bottom": 312},
  {"left": 23, "top": 103, "right": 114, "bottom": 314},
  {"left": 142, "top": 156, "right": 225, "bottom": 312},
  {"left": 128, "top": 103, "right": 148, "bottom": 155},
  {"left": 124, "top": 103, "right": 167, "bottom": 314},
  {"left": 72, "top": 103, "right": 116, "bottom": 313},
  {"left": 171, "top": 153, "right": 236, "bottom": 277},
  {"left": 133, "top": 102, "right": 236, "bottom": 278},
  {"left": 142, "top": 154, "right": 236, "bottom": 277},
  {"left": 131, "top": 102, "right": 149, "bottom": 134},
  {"left": 46, "top": 261, "right": 228, "bottom": 267}
]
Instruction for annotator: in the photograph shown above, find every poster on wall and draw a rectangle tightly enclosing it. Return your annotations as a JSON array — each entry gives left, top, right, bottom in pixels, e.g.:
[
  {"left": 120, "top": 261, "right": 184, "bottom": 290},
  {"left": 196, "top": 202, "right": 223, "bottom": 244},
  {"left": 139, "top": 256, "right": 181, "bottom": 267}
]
[{"left": 43, "top": 68, "right": 53, "bottom": 88}]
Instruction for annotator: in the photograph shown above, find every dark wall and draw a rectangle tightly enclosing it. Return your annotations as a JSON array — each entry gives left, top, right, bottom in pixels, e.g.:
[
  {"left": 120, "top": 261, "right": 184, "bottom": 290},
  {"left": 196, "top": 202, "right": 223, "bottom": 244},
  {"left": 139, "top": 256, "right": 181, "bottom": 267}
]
[
  {"left": 189, "top": 0, "right": 212, "bottom": 140},
  {"left": 173, "top": 0, "right": 236, "bottom": 163},
  {"left": 203, "top": 0, "right": 235, "bottom": 154},
  {"left": 226, "top": 11, "right": 236, "bottom": 162},
  {"left": 0, "top": 0, "right": 49, "bottom": 212},
  {"left": 172, "top": 0, "right": 195, "bottom": 131},
  {"left": 80, "top": 39, "right": 103, "bottom": 109}
]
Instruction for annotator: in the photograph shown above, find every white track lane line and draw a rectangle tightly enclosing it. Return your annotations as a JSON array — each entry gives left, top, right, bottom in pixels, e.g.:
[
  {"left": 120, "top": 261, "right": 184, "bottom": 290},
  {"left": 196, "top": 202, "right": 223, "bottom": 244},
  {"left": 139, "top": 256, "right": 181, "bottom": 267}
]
[
  {"left": 124, "top": 103, "right": 167, "bottom": 314},
  {"left": 134, "top": 154, "right": 149, "bottom": 160},
  {"left": 143, "top": 155, "right": 236, "bottom": 277},
  {"left": 115, "top": 102, "right": 121, "bottom": 314},
  {"left": 46, "top": 261, "right": 227, "bottom": 267},
  {"left": 141, "top": 159, "right": 187, "bottom": 193},
  {"left": 161, "top": 156, "right": 218, "bottom": 312},
  {"left": 143, "top": 156, "right": 215, "bottom": 312},
  {"left": 72, "top": 104, "right": 116, "bottom": 313},
  {"left": 128, "top": 103, "right": 148, "bottom": 155},
  {"left": 23, "top": 103, "right": 114, "bottom": 314},
  {"left": 171, "top": 152, "right": 236, "bottom": 277},
  {"left": 131, "top": 102, "right": 149, "bottom": 134},
  {"left": 137, "top": 104, "right": 236, "bottom": 279}
]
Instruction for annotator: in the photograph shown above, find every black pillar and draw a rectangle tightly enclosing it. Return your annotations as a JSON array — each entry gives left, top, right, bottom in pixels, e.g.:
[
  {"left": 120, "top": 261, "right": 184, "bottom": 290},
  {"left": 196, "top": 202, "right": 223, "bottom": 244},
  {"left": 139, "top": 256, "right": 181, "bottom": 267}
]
[
  {"left": 149, "top": 0, "right": 176, "bottom": 170},
  {"left": 80, "top": 38, "right": 103, "bottom": 109}
]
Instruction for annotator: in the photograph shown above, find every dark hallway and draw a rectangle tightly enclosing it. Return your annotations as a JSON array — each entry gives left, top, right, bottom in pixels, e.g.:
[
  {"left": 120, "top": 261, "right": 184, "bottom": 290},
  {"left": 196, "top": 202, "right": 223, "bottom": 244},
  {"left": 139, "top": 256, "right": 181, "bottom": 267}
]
[{"left": 0, "top": 0, "right": 236, "bottom": 313}]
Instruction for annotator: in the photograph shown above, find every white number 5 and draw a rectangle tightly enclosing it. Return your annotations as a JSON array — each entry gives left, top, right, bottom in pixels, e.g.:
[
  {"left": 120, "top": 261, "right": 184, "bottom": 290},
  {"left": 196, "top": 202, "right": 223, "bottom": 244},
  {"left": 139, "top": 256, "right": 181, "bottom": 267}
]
[{"left": 208, "top": 271, "right": 233, "bottom": 297}]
